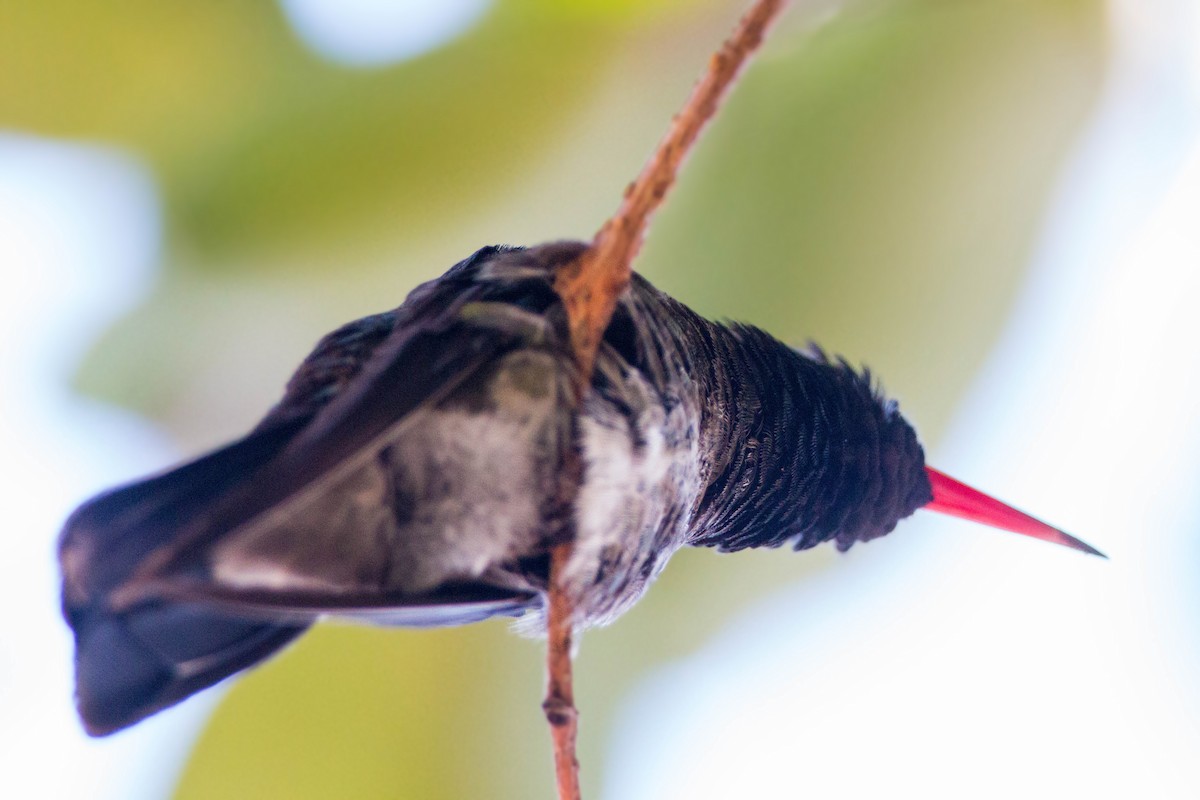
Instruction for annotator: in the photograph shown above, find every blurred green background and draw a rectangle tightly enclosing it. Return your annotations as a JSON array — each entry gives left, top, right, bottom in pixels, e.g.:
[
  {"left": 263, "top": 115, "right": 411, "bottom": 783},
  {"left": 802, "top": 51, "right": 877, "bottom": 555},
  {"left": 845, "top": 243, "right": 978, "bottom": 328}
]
[{"left": 0, "top": 0, "right": 1108, "bottom": 797}]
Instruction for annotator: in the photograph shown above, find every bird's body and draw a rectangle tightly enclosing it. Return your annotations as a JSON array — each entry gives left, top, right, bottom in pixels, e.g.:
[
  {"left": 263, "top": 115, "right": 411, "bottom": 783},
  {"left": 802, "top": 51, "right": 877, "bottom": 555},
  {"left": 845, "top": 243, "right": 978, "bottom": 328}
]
[{"left": 60, "top": 242, "right": 1083, "bottom": 737}]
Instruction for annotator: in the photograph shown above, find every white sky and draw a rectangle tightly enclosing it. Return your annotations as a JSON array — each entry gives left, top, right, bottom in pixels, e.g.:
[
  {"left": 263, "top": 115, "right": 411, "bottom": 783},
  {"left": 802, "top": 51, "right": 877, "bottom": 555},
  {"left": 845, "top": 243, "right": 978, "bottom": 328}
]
[{"left": 278, "top": 0, "right": 492, "bottom": 66}]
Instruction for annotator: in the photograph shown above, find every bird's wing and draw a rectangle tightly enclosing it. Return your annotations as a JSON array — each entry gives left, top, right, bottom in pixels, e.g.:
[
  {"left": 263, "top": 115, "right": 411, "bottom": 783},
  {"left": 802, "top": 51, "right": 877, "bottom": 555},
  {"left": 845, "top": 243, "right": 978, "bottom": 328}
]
[
  {"left": 58, "top": 246, "right": 575, "bottom": 734},
  {"left": 70, "top": 295, "right": 558, "bottom": 618},
  {"left": 59, "top": 296, "right": 551, "bottom": 735}
]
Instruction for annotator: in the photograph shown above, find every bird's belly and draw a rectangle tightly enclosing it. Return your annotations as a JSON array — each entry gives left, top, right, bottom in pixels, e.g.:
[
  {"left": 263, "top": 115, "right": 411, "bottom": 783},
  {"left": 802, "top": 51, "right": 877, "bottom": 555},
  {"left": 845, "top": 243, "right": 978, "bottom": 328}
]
[{"left": 566, "top": 390, "right": 704, "bottom": 627}]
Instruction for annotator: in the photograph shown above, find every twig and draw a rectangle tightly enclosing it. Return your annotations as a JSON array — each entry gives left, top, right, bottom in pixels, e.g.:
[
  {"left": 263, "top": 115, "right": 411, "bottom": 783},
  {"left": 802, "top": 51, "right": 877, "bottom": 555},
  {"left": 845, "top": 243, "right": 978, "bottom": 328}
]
[
  {"left": 542, "top": 542, "right": 581, "bottom": 800},
  {"left": 543, "top": 2, "right": 791, "bottom": 798},
  {"left": 554, "top": 0, "right": 790, "bottom": 378}
]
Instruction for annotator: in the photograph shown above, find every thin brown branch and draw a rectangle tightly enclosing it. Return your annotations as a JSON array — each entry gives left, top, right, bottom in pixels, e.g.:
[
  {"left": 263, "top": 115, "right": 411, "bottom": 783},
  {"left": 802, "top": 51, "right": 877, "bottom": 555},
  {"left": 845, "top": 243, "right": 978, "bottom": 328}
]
[
  {"left": 543, "top": 2, "right": 791, "bottom": 798},
  {"left": 554, "top": 0, "right": 790, "bottom": 379},
  {"left": 542, "top": 542, "right": 580, "bottom": 800}
]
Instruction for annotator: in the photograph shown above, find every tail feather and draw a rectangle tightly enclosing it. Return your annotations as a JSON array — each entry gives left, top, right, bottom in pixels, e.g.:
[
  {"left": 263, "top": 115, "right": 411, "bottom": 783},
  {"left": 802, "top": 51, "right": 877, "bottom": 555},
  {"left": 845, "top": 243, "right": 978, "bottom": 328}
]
[
  {"left": 72, "top": 602, "right": 305, "bottom": 736},
  {"left": 59, "top": 420, "right": 311, "bottom": 736}
]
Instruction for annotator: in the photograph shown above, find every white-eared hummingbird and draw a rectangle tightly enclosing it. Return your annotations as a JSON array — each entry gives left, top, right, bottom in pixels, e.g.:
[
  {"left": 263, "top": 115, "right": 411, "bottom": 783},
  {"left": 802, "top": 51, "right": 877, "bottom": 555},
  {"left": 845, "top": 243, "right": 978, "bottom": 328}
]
[{"left": 59, "top": 240, "right": 1102, "bottom": 736}]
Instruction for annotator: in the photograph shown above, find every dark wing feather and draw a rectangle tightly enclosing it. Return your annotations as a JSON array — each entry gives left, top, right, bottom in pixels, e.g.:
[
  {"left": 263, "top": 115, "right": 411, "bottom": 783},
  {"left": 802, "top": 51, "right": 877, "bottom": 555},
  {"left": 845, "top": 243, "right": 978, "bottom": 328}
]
[{"left": 157, "top": 583, "right": 535, "bottom": 628}]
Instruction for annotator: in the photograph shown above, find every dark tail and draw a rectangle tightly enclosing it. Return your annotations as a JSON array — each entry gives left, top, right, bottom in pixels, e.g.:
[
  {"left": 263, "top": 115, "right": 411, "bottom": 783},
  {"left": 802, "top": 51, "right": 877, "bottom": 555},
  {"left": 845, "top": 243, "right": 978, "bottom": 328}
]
[
  {"left": 68, "top": 601, "right": 305, "bottom": 736},
  {"left": 59, "top": 418, "right": 310, "bottom": 736}
]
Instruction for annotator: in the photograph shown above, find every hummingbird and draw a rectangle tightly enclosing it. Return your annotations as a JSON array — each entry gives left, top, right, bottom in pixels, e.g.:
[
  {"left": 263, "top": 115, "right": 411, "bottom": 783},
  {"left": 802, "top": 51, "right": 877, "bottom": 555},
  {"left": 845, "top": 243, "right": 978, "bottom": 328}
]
[{"left": 59, "top": 241, "right": 1103, "bottom": 737}]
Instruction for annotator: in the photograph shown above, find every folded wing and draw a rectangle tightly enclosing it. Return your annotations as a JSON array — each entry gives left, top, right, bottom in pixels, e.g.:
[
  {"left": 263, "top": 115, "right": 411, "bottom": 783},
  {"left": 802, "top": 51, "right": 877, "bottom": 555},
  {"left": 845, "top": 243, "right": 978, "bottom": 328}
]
[{"left": 59, "top": 249, "right": 563, "bottom": 734}]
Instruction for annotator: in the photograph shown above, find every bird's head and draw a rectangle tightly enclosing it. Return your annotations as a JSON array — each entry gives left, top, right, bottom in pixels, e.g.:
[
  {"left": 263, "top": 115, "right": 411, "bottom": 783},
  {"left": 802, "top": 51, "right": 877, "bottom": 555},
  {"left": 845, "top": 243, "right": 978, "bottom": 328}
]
[
  {"left": 684, "top": 334, "right": 1104, "bottom": 559},
  {"left": 811, "top": 354, "right": 1104, "bottom": 558},
  {"left": 919, "top": 466, "right": 1105, "bottom": 557},
  {"left": 825, "top": 366, "right": 1104, "bottom": 558}
]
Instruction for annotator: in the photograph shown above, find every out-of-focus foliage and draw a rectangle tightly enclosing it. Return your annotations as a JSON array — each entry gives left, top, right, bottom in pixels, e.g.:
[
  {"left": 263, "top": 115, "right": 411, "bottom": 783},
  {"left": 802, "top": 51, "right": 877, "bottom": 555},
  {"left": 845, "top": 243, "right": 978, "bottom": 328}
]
[
  {"left": 2, "top": 0, "right": 1106, "bottom": 798},
  {"left": 176, "top": 624, "right": 552, "bottom": 800},
  {"left": 1, "top": 1, "right": 612, "bottom": 263}
]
